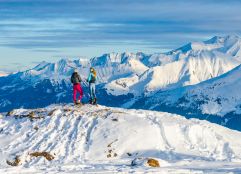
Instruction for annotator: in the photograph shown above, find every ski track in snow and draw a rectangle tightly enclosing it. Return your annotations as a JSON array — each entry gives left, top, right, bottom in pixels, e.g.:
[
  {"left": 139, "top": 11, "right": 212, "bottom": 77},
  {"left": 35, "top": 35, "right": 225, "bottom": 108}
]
[
  {"left": 0, "top": 104, "right": 241, "bottom": 173},
  {"left": 146, "top": 113, "right": 174, "bottom": 151}
]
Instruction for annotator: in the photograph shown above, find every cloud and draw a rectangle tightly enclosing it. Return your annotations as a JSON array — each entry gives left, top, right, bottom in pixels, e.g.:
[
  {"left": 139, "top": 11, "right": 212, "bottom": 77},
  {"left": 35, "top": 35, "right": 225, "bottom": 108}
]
[
  {"left": 0, "top": 0, "right": 240, "bottom": 53},
  {"left": 0, "top": 62, "right": 29, "bottom": 72},
  {"left": 33, "top": 49, "right": 61, "bottom": 53}
]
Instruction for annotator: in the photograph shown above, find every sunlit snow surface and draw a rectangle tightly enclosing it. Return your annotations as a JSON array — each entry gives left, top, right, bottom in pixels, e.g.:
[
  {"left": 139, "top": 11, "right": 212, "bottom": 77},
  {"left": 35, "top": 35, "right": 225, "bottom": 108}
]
[
  {"left": 0, "top": 71, "right": 9, "bottom": 77},
  {"left": 0, "top": 104, "right": 241, "bottom": 173}
]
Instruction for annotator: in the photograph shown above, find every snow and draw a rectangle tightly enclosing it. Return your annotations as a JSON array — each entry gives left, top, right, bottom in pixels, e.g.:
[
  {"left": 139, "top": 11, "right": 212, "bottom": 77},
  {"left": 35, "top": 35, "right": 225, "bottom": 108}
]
[
  {"left": 0, "top": 71, "right": 9, "bottom": 77},
  {"left": 182, "top": 64, "right": 241, "bottom": 116},
  {"left": 201, "top": 101, "right": 223, "bottom": 115},
  {"left": 105, "top": 74, "right": 139, "bottom": 95},
  {"left": 1, "top": 84, "right": 17, "bottom": 90},
  {"left": 0, "top": 99, "right": 11, "bottom": 108},
  {"left": 0, "top": 104, "right": 241, "bottom": 173}
]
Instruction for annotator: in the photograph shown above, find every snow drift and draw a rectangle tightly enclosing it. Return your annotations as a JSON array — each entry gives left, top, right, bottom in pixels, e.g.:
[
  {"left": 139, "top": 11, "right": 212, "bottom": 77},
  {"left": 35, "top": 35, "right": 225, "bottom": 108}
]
[{"left": 0, "top": 104, "right": 241, "bottom": 173}]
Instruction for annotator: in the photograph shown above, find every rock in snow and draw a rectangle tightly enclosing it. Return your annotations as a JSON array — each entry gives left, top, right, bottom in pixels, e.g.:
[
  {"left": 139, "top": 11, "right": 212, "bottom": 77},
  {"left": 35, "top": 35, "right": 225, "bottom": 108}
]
[{"left": 0, "top": 104, "right": 241, "bottom": 173}]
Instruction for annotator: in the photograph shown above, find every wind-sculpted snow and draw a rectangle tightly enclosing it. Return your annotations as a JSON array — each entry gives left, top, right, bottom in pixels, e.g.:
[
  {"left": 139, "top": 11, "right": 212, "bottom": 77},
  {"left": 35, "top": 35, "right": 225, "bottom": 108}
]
[{"left": 0, "top": 104, "right": 241, "bottom": 173}]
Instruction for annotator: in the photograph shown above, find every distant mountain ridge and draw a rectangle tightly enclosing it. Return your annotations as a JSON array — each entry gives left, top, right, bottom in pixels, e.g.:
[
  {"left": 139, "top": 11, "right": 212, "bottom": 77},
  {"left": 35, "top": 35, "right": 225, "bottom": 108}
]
[{"left": 0, "top": 35, "right": 241, "bottom": 130}]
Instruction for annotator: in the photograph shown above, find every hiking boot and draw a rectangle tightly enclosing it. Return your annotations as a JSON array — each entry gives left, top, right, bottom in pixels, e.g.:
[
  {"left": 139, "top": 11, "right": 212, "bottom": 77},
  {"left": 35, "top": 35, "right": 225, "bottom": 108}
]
[
  {"left": 89, "top": 99, "right": 93, "bottom": 104},
  {"left": 75, "top": 100, "right": 82, "bottom": 105},
  {"left": 93, "top": 98, "right": 97, "bottom": 105}
]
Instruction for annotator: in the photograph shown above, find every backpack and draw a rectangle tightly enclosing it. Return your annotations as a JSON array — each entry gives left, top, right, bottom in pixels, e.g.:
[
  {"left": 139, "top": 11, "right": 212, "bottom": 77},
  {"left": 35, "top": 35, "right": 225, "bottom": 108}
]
[{"left": 71, "top": 73, "right": 81, "bottom": 84}]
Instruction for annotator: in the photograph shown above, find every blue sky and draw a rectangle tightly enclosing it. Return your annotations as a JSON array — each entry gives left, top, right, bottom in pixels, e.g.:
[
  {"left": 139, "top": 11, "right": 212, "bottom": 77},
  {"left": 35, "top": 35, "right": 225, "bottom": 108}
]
[{"left": 0, "top": 0, "right": 241, "bottom": 72}]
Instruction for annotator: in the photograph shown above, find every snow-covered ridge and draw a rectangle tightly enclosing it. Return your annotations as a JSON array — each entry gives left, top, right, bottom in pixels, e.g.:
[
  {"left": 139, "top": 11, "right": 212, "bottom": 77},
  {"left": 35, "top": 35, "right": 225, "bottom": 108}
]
[
  {"left": 0, "top": 104, "right": 241, "bottom": 173},
  {"left": 154, "top": 63, "right": 241, "bottom": 116},
  {"left": 173, "top": 35, "right": 241, "bottom": 56},
  {"left": 186, "top": 64, "right": 241, "bottom": 116},
  {"left": 136, "top": 63, "right": 241, "bottom": 131}
]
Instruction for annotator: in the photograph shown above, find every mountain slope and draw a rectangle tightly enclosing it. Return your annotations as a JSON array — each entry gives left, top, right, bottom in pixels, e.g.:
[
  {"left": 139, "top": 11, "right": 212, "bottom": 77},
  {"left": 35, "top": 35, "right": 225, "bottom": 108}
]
[
  {"left": 181, "top": 65, "right": 241, "bottom": 116},
  {"left": 0, "top": 104, "right": 241, "bottom": 173},
  {"left": 135, "top": 64, "right": 241, "bottom": 131}
]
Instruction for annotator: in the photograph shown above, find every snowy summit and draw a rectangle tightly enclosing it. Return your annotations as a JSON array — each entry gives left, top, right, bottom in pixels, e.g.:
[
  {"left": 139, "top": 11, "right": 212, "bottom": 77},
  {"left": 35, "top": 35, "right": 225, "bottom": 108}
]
[{"left": 0, "top": 104, "right": 241, "bottom": 173}]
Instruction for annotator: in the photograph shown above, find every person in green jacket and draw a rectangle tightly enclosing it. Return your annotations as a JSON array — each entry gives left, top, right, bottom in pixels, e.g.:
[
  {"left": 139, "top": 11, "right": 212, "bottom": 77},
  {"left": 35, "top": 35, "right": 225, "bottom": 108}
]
[{"left": 87, "top": 67, "right": 97, "bottom": 104}]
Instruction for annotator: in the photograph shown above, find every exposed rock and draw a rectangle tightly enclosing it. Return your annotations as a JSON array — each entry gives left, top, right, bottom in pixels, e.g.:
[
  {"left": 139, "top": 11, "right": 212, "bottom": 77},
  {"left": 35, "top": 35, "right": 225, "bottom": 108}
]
[
  {"left": 131, "top": 157, "right": 160, "bottom": 167},
  {"left": 48, "top": 109, "right": 58, "bottom": 116},
  {"left": 112, "top": 118, "right": 118, "bottom": 122},
  {"left": 147, "top": 158, "right": 160, "bottom": 167},
  {"left": 6, "top": 110, "right": 14, "bottom": 116},
  {"left": 107, "top": 139, "right": 118, "bottom": 147},
  {"left": 6, "top": 156, "right": 21, "bottom": 166},
  {"left": 127, "top": 152, "right": 132, "bottom": 156},
  {"left": 30, "top": 152, "right": 54, "bottom": 161},
  {"left": 28, "top": 111, "right": 35, "bottom": 118},
  {"left": 63, "top": 108, "right": 72, "bottom": 112}
]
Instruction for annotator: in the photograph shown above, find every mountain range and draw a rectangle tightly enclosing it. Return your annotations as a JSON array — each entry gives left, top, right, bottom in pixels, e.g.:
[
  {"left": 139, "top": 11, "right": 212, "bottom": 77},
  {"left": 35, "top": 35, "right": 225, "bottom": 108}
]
[{"left": 0, "top": 35, "right": 241, "bottom": 130}]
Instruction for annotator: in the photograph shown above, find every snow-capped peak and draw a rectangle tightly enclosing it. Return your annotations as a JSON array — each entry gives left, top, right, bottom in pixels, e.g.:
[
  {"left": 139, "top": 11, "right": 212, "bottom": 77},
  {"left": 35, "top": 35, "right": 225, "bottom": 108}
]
[
  {"left": 19, "top": 58, "right": 79, "bottom": 82},
  {"left": 171, "top": 35, "right": 241, "bottom": 55},
  {"left": 32, "top": 61, "right": 50, "bottom": 71},
  {"left": 204, "top": 36, "right": 226, "bottom": 44},
  {"left": 89, "top": 52, "right": 148, "bottom": 67}
]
